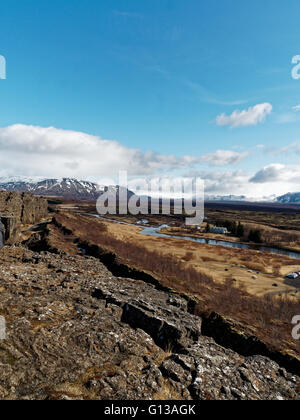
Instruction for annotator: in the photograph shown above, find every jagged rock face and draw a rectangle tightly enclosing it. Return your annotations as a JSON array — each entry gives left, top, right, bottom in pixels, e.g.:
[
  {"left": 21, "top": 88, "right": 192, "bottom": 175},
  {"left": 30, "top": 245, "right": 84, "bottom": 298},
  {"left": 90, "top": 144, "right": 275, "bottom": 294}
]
[
  {"left": 0, "top": 217, "right": 20, "bottom": 244},
  {"left": 0, "top": 221, "right": 4, "bottom": 250},
  {"left": 0, "top": 192, "right": 48, "bottom": 243},
  {"left": 0, "top": 192, "right": 48, "bottom": 225},
  {"left": 0, "top": 246, "right": 298, "bottom": 400}
]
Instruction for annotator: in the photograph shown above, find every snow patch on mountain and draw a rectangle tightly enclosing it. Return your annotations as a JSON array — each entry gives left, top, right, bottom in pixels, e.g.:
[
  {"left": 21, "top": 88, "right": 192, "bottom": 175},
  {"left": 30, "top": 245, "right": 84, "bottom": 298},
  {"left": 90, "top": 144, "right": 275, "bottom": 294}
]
[{"left": 277, "top": 192, "right": 300, "bottom": 204}]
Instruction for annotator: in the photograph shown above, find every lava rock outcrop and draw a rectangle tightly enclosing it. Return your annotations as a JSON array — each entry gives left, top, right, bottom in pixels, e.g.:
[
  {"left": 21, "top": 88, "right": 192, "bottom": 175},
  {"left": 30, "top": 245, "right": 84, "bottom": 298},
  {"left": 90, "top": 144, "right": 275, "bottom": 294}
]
[{"left": 0, "top": 246, "right": 298, "bottom": 400}]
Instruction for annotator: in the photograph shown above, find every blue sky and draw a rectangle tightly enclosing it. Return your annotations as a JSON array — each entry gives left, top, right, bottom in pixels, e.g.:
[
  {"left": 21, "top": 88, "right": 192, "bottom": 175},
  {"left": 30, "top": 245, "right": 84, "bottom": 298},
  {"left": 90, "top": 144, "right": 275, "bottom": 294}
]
[{"left": 1, "top": 0, "right": 300, "bottom": 197}]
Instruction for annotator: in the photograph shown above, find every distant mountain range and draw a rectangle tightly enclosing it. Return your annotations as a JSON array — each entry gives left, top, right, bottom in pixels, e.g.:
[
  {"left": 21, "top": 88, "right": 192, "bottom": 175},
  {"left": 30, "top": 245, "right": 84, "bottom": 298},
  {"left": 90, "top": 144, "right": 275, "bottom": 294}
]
[
  {"left": 0, "top": 177, "right": 134, "bottom": 201},
  {"left": 276, "top": 192, "right": 300, "bottom": 204},
  {"left": 205, "top": 194, "right": 279, "bottom": 203},
  {"left": 1, "top": 177, "right": 300, "bottom": 204},
  {"left": 205, "top": 195, "right": 248, "bottom": 202},
  {"left": 207, "top": 193, "right": 300, "bottom": 204}
]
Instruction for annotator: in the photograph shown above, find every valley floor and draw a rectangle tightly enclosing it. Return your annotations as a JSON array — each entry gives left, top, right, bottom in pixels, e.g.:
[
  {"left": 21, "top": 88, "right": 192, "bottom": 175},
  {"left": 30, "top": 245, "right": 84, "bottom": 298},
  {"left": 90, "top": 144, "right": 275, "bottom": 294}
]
[
  {"left": 22, "top": 210, "right": 300, "bottom": 363},
  {"left": 1, "top": 202, "right": 297, "bottom": 400}
]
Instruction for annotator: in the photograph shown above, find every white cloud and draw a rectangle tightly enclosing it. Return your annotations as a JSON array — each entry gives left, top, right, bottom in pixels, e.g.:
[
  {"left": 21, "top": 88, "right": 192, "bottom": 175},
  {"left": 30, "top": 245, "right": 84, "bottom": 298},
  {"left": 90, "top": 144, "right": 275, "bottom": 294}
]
[
  {"left": 0, "top": 124, "right": 245, "bottom": 180},
  {"left": 186, "top": 169, "right": 273, "bottom": 199},
  {"left": 3, "top": 124, "right": 298, "bottom": 199},
  {"left": 199, "top": 150, "right": 248, "bottom": 166},
  {"left": 0, "top": 124, "right": 182, "bottom": 178},
  {"left": 216, "top": 103, "right": 273, "bottom": 128},
  {"left": 250, "top": 164, "right": 285, "bottom": 183},
  {"left": 250, "top": 164, "right": 300, "bottom": 185},
  {"left": 188, "top": 165, "right": 300, "bottom": 199},
  {"left": 292, "top": 105, "right": 300, "bottom": 112},
  {"left": 198, "top": 170, "right": 249, "bottom": 194}
]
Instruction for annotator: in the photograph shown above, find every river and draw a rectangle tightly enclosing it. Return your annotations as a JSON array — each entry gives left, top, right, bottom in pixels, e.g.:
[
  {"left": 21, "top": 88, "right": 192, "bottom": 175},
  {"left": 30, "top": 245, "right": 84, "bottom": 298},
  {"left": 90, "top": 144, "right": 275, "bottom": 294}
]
[
  {"left": 139, "top": 225, "right": 300, "bottom": 260},
  {"left": 94, "top": 215, "right": 300, "bottom": 260}
]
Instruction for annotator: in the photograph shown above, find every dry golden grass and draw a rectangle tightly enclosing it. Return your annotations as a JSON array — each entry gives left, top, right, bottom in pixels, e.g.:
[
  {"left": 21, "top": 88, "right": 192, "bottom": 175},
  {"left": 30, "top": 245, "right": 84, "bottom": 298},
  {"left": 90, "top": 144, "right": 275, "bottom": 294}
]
[
  {"left": 273, "top": 265, "right": 282, "bottom": 276},
  {"left": 152, "top": 380, "right": 185, "bottom": 401},
  {"left": 182, "top": 251, "right": 194, "bottom": 262},
  {"left": 53, "top": 212, "right": 300, "bottom": 294},
  {"left": 200, "top": 256, "right": 216, "bottom": 263},
  {"left": 240, "top": 261, "right": 267, "bottom": 273}
]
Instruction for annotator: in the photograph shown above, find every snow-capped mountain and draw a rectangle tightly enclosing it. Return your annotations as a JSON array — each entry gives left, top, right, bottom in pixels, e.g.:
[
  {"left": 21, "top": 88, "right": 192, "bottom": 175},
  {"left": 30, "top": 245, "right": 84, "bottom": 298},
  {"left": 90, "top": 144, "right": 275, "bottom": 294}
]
[
  {"left": 276, "top": 192, "right": 300, "bottom": 204},
  {"left": 0, "top": 176, "right": 283, "bottom": 203},
  {"left": 205, "top": 194, "right": 277, "bottom": 203},
  {"left": 0, "top": 177, "right": 134, "bottom": 201}
]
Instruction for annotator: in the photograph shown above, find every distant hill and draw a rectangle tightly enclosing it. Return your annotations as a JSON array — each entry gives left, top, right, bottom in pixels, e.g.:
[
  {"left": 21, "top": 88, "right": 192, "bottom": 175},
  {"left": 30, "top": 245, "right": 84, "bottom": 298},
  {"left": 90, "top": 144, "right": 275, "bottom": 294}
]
[
  {"left": 0, "top": 177, "right": 134, "bottom": 201},
  {"left": 205, "top": 194, "right": 247, "bottom": 202},
  {"left": 2, "top": 176, "right": 294, "bottom": 204},
  {"left": 277, "top": 192, "right": 300, "bottom": 204},
  {"left": 205, "top": 194, "right": 278, "bottom": 203}
]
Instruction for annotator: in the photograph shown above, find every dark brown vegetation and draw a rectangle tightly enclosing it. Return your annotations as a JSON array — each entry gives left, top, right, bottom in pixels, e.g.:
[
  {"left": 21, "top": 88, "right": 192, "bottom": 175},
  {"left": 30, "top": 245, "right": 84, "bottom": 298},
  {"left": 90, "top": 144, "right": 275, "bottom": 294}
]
[
  {"left": 245, "top": 225, "right": 300, "bottom": 247},
  {"left": 49, "top": 212, "right": 300, "bottom": 357},
  {"left": 206, "top": 202, "right": 300, "bottom": 233},
  {"left": 207, "top": 216, "right": 300, "bottom": 247}
]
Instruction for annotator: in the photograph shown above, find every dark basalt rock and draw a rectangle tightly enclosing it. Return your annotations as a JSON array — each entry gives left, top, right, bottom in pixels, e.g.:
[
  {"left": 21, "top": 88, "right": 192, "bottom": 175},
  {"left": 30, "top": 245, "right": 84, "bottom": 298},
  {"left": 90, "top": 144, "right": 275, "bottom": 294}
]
[
  {"left": 0, "top": 246, "right": 298, "bottom": 400},
  {"left": 0, "top": 192, "right": 48, "bottom": 243},
  {"left": 0, "top": 192, "right": 48, "bottom": 224},
  {"left": 0, "top": 219, "right": 4, "bottom": 250}
]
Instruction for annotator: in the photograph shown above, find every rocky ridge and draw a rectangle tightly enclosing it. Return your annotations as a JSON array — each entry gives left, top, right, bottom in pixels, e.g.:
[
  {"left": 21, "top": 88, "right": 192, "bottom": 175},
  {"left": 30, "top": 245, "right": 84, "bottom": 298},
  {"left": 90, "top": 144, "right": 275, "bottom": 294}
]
[
  {"left": 0, "top": 246, "right": 298, "bottom": 400},
  {"left": 0, "top": 191, "right": 48, "bottom": 243}
]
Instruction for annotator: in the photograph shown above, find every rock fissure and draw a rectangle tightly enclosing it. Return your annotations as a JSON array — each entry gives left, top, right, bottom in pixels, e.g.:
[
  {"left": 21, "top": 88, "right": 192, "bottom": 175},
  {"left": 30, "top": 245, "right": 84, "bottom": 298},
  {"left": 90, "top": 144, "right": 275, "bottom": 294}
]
[
  {"left": 20, "top": 213, "right": 300, "bottom": 386},
  {"left": 0, "top": 246, "right": 298, "bottom": 399}
]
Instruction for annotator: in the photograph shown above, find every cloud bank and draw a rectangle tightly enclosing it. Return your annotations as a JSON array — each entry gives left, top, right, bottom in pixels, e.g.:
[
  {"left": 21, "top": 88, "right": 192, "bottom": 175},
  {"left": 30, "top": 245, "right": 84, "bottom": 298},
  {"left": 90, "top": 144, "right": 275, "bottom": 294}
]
[
  {"left": 199, "top": 150, "right": 248, "bottom": 166},
  {"left": 188, "top": 165, "right": 300, "bottom": 199},
  {"left": 0, "top": 124, "right": 246, "bottom": 180},
  {"left": 1, "top": 124, "right": 299, "bottom": 199},
  {"left": 250, "top": 164, "right": 300, "bottom": 184}
]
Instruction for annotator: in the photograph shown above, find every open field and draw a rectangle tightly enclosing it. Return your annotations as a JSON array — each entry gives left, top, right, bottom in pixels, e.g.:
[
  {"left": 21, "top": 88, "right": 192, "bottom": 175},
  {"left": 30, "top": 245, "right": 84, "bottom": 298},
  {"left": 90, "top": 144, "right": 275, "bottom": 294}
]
[
  {"left": 160, "top": 221, "right": 300, "bottom": 249},
  {"left": 97, "top": 219, "right": 299, "bottom": 297}
]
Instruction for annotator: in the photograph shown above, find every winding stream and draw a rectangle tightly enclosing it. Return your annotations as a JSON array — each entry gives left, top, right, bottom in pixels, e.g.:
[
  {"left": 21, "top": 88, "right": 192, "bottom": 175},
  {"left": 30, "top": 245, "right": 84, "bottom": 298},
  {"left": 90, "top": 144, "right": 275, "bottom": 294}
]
[
  {"left": 95, "top": 215, "right": 300, "bottom": 260},
  {"left": 139, "top": 225, "right": 300, "bottom": 260}
]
